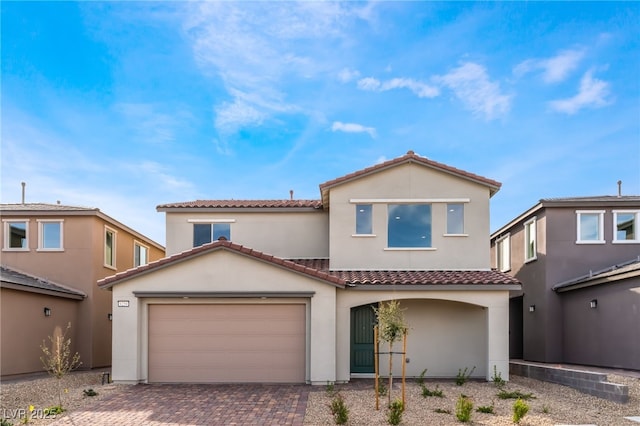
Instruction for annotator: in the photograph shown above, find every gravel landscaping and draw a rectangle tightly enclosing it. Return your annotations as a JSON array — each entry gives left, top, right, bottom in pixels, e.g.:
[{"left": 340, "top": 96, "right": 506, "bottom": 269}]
[{"left": 0, "top": 371, "right": 638, "bottom": 425}]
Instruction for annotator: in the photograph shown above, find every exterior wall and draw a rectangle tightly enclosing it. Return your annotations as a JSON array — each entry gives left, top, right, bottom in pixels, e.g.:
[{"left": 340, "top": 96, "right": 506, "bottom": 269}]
[
  {"left": 336, "top": 289, "right": 510, "bottom": 382},
  {"left": 1, "top": 288, "right": 80, "bottom": 376},
  {"left": 329, "top": 163, "right": 492, "bottom": 270},
  {"left": 0, "top": 211, "right": 164, "bottom": 372},
  {"left": 163, "top": 210, "right": 329, "bottom": 258},
  {"left": 109, "top": 249, "right": 336, "bottom": 384},
  {"left": 560, "top": 278, "right": 640, "bottom": 370}
]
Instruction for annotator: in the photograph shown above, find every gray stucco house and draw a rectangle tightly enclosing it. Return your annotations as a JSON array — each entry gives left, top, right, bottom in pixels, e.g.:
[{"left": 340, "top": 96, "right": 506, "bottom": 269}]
[{"left": 490, "top": 196, "right": 640, "bottom": 370}]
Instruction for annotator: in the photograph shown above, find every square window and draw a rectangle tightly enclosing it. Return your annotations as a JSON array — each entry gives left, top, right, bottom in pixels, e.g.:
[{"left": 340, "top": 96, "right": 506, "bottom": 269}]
[
  {"left": 524, "top": 218, "right": 537, "bottom": 262},
  {"left": 193, "top": 223, "right": 231, "bottom": 247},
  {"left": 105, "top": 228, "right": 116, "bottom": 267},
  {"left": 355, "top": 204, "right": 373, "bottom": 234},
  {"left": 496, "top": 234, "right": 510, "bottom": 272},
  {"left": 4, "top": 220, "right": 28, "bottom": 250},
  {"left": 388, "top": 204, "right": 431, "bottom": 248},
  {"left": 446, "top": 203, "right": 464, "bottom": 234},
  {"left": 39, "top": 221, "right": 63, "bottom": 250},
  {"left": 576, "top": 211, "right": 604, "bottom": 243},
  {"left": 134, "top": 242, "right": 148, "bottom": 267},
  {"left": 614, "top": 211, "right": 638, "bottom": 242}
]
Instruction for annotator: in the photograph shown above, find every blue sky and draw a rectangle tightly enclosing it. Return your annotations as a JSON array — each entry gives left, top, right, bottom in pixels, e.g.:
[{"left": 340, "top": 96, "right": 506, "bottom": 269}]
[{"left": 2, "top": 1, "right": 639, "bottom": 245}]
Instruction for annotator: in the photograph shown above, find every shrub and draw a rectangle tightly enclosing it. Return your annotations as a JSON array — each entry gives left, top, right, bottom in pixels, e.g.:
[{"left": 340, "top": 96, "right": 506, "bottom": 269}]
[
  {"left": 497, "top": 390, "right": 536, "bottom": 400},
  {"left": 43, "top": 406, "right": 65, "bottom": 416},
  {"left": 542, "top": 404, "right": 551, "bottom": 414},
  {"left": 421, "top": 384, "right": 444, "bottom": 398},
  {"left": 377, "top": 380, "right": 388, "bottom": 397},
  {"left": 83, "top": 388, "right": 98, "bottom": 397},
  {"left": 491, "top": 365, "right": 506, "bottom": 389},
  {"left": 434, "top": 408, "right": 451, "bottom": 414},
  {"left": 40, "top": 323, "right": 81, "bottom": 409},
  {"left": 1, "top": 418, "right": 13, "bottom": 426},
  {"left": 416, "top": 368, "right": 428, "bottom": 386},
  {"left": 455, "top": 366, "right": 476, "bottom": 386},
  {"left": 326, "top": 382, "right": 335, "bottom": 396},
  {"left": 476, "top": 404, "right": 495, "bottom": 414},
  {"left": 513, "top": 398, "right": 529, "bottom": 424},
  {"left": 455, "top": 395, "right": 473, "bottom": 423},
  {"left": 387, "top": 399, "right": 404, "bottom": 425},
  {"left": 329, "top": 393, "right": 349, "bottom": 425}
]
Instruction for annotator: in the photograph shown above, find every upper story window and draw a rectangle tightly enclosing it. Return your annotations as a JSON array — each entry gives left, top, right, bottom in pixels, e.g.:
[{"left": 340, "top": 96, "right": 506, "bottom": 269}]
[
  {"left": 613, "top": 210, "right": 638, "bottom": 243},
  {"left": 105, "top": 227, "right": 117, "bottom": 268},
  {"left": 496, "top": 234, "right": 511, "bottom": 272},
  {"left": 355, "top": 204, "right": 373, "bottom": 235},
  {"left": 524, "top": 217, "right": 537, "bottom": 262},
  {"left": 446, "top": 203, "right": 465, "bottom": 235},
  {"left": 388, "top": 204, "right": 431, "bottom": 248},
  {"left": 3, "top": 220, "right": 29, "bottom": 250},
  {"left": 38, "top": 220, "right": 63, "bottom": 251},
  {"left": 134, "top": 241, "right": 149, "bottom": 267},
  {"left": 193, "top": 223, "right": 231, "bottom": 247},
  {"left": 576, "top": 210, "right": 605, "bottom": 244}
]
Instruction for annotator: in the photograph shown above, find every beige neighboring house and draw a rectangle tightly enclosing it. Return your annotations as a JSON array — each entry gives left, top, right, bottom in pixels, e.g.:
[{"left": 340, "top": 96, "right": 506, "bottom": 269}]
[
  {"left": 0, "top": 203, "right": 165, "bottom": 377},
  {"left": 99, "top": 151, "right": 520, "bottom": 385}
]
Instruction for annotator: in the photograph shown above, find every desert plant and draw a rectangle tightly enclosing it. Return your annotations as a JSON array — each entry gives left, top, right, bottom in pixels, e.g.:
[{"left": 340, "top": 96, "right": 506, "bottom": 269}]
[
  {"left": 326, "top": 382, "right": 335, "bottom": 395},
  {"left": 40, "top": 323, "right": 82, "bottom": 409},
  {"left": 434, "top": 408, "right": 451, "bottom": 414},
  {"left": 416, "top": 368, "right": 428, "bottom": 386},
  {"left": 542, "top": 404, "right": 551, "bottom": 414},
  {"left": 421, "top": 385, "right": 444, "bottom": 398},
  {"left": 83, "top": 388, "right": 98, "bottom": 397},
  {"left": 377, "top": 380, "right": 388, "bottom": 397},
  {"left": 43, "top": 406, "right": 64, "bottom": 416},
  {"left": 373, "top": 300, "right": 408, "bottom": 406},
  {"left": 476, "top": 404, "right": 495, "bottom": 414},
  {"left": 329, "top": 393, "right": 349, "bottom": 425},
  {"left": 387, "top": 399, "right": 404, "bottom": 425},
  {"left": 455, "top": 395, "right": 473, "bottom": 423},
  {"left": 455, "top": 366, "right": 476, "bottom": 386},
  {"left": 491, "top": 365, "right": 506, "bottom": 389},
  {"left": 1, "top": 419, "right": 13, "bottom": 426},
  {"left": 497, "top": 390, "right": 536, "bottom": 400},
  {"left": 513, "top": 398, "right": 529, "bottom": 424}
]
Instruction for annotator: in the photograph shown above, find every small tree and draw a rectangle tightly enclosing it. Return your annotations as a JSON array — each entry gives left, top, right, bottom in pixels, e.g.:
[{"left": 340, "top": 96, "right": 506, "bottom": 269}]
[
  {"left": 373, "top": 300, "right": 408, "bottom": 406},
  {"left": 40, "top": 323, "right": 82, "bottom": 408}
]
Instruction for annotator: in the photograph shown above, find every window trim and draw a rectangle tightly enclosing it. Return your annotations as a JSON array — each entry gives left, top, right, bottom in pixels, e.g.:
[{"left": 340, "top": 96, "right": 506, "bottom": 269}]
[
  {"left": 133, "top": 240, "right": 150, "bottom": 267},
  {"left": 612, "top": 210, "right": 639, "bottom": 244},
  {"left": 104, "top": 226, "right": 117, "bottom": 270},
  {"left": 354, "top": 203, "right": 374, "bottom": 236},
  {"left": 496, "top": 233, "right": 511, "bottom": 272},
  {"left": 576, "top": 210, "right": 605, "bottom": 244},
  {"left": 192, "top": 222, "right": 232, "bottom": 247},
  {"left": 2, "top": 219, "right": 30, "bottom": 251},
  {"left": 445, "top": 203, "right": 466, "bottom": 236},
  {"left": 37, "top": 219, "right": 64, "bottom": 251},
  {"left": 524, "top": 217, "right": 537, "bottom": 263}
]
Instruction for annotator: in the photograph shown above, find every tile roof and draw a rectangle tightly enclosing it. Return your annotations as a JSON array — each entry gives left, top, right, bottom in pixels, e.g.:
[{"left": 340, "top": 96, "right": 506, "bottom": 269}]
[
  {"left": 0, "top": 203, "right": 98, "bottom": 212},
  {"left": 1, "top": 266, "right": 86, "bottom": 299},
  {"left": 98, "top": 242, "right": 520, "bottom": 290},
  {"left": 157, "top": 199, "right": 323, "bottom": 210},
  {"left": 319, "top": 151, "right": 502, "bottom": 199},
  {"left": 541, "top": 195, "right": 640, "bottom": 204},
  {"left": 290, "top": 259, "right": 520, "bottom": 286}
]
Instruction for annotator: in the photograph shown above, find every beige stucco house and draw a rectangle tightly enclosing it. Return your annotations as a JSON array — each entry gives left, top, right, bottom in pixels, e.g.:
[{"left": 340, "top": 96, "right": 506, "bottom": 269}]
[
  {"left": 99, "top": 151, "right": 520, "bottom": 384},
  {"left": 0, "top": 203, "right": 164, "bottom": 376}
]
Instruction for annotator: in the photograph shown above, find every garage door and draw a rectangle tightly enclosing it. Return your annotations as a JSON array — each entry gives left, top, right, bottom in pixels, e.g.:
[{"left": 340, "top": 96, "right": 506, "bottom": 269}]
[{"left": 148, "top": 304, "right": 306, "bottom": 383}]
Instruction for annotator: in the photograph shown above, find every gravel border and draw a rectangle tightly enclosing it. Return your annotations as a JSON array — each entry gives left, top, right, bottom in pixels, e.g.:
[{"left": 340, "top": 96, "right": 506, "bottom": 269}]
[{"left": 1, "top": 371, "right": 638, "bottom": 425}]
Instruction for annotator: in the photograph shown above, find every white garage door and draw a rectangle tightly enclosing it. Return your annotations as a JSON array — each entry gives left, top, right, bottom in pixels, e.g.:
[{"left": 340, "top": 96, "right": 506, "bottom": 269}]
[{"left": 148, "top": 304, "right": 306, "bottom": 383}]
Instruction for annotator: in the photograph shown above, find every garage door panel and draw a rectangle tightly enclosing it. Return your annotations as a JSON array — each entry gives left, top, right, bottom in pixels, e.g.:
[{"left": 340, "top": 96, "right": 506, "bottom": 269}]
[{"left": 148, "top": 304, "right": 305, "bottom": 383}]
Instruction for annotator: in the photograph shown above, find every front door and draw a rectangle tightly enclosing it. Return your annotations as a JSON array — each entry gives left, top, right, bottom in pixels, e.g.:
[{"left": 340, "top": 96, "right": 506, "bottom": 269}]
[{"left": 350, "top": 303, "right": 377, "bottom": 373}]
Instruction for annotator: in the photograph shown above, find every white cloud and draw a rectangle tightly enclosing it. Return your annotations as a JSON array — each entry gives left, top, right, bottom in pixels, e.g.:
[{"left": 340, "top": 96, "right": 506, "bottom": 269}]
[
  {"left": 214, "top": 99, "right": 267, "bottom": 135},
  {"left": 357, "top": 76, "right": 439, "bottom": 98},
  {"left": 548, "top": 70, "right": 612, "bottom": 114},
  {"left": 337, "top": 67, "right": 361, "bottom": 83},
  {"left": 514, "top": 49, "right": 585, "bottom": 83},
  {"left": 331, "top": 121, "right": 377, "bottom": 138},
  {"left": 434, "top": 62, "right": 512, "bottom": 120}
]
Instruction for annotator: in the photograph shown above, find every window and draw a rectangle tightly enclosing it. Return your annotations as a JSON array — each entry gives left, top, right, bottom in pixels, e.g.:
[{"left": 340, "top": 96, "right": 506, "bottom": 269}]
[
  {"left": 3, "top": 220, "right": 29, "bottom": 250},
  {"left": 524, "top": 217, "right": 537, "bottom": 262},
  {"left": 496, "top": 234, "right": 510, "bottom": 272},
  {"left": 613, "top": 210, "right": 639, "bottom": 243},
  {"left": 355, "top": 204, "right": 373, "bottom": 235},
  {"left": 576, "top": 211, "right": 605, "bottom": 243},
  {"left": 134, "top": 242, "right": 149, "bottom": 267},
  {"left": 105, "top": 227, "right": 116, "bottom": 268},
  {"left": 446, "top": 203, "right": 464, "bottom": 235},
  {"left": 387, "top": 204, "right": 431, "bottom": 248},
  {"left": 193, "top": 223, "right": 231, "bottom": 247},
  {"left": 38, "top": 220, "right": 63, "bottom": 250}
]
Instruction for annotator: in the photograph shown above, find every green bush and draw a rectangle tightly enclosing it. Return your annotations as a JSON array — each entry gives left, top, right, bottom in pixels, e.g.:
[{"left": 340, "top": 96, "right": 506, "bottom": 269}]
[
  {"left": 43, "top": 406, "right": 65, "bottom": 416},
  {"left": 455, "top": 366, "right": 476, "bottom": 386},
  {"left": 329, "top": 393, "right": 349, "bottom": 425},
  {"left": 434, "top": 408, "right": 451, "bottom": 414},
  {"left": 377, "top": 381, "right": 388, "bottom": 397},
  {"left": 387, "top": 399, "right": 404, "bottom": 425},
  {"left": 513, "top": 398, "right": 529, "bottom": 424},
  {"left": 497, "top": 390, "right": 536, "bottom": 400},
  {"left": 1, "top": 418, "right": 13, "bottom": 426},
  {"left": 83, "top": 388, "right": 98, "bottom": 397},
  {"left": 491, "top": 365, "right": 506, "bottom": 389},
  {"left": 455, "top": 395, "right": 473, "bottom": 423},
  {"left": 421, "top": 384, "right": 444, "bottom": 398},
  {"left": 416, "top": 368, "right": 428, "bottom": 386}
]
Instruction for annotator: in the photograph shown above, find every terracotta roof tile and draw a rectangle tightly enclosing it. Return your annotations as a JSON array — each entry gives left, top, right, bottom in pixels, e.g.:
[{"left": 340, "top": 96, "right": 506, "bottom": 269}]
[{"left": 157, "top": 200, "right": 322, "bottom": 210}]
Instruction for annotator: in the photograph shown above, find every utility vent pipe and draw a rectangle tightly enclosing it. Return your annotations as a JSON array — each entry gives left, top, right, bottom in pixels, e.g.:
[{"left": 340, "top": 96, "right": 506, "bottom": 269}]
[
  {"left": 21, "top": 182, "right": 26, "bottom": 204},
  {"left": 617, "top": 180, "right": 622, "bottom": 197}
]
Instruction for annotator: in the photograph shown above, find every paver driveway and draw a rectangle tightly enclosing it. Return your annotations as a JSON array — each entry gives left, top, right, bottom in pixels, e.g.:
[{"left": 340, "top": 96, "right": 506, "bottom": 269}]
[{"left": 51, "top": 383, "right": 310, "bottom": 425}]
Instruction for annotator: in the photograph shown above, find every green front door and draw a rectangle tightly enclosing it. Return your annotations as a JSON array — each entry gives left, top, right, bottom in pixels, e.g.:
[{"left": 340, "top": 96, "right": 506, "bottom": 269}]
[{"left": 350, "top": 303, "right": 377, "bottom": 373}]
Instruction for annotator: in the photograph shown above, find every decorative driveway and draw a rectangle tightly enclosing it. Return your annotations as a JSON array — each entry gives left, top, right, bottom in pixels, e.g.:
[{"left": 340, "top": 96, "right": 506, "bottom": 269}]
[{"left": 51, "top": 383, "right": 310, "bottom": 425}]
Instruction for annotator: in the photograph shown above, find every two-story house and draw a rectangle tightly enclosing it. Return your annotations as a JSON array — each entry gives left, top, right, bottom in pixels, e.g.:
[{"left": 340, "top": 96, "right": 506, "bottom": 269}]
[
  {"left": 0, "top": 203, "right": 164, "bottom": 377},
  {"left": 99, "top": 151, "right": 520, "bottom": 384},
  {"left": 490, "top": 196, "right": 640, "bottom": 370}
]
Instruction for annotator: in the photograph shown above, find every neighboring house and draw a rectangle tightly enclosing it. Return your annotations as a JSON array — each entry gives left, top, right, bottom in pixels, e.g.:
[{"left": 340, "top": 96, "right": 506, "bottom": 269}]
[
  {"left": 99, "top": 151, "right": 520, "bottom": 385},
  {"left": 0, "top": 203, "right": 165, "bottom": 377},
  {"left": 490, "top": 196, "right": 640, "bottom": 370}
]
